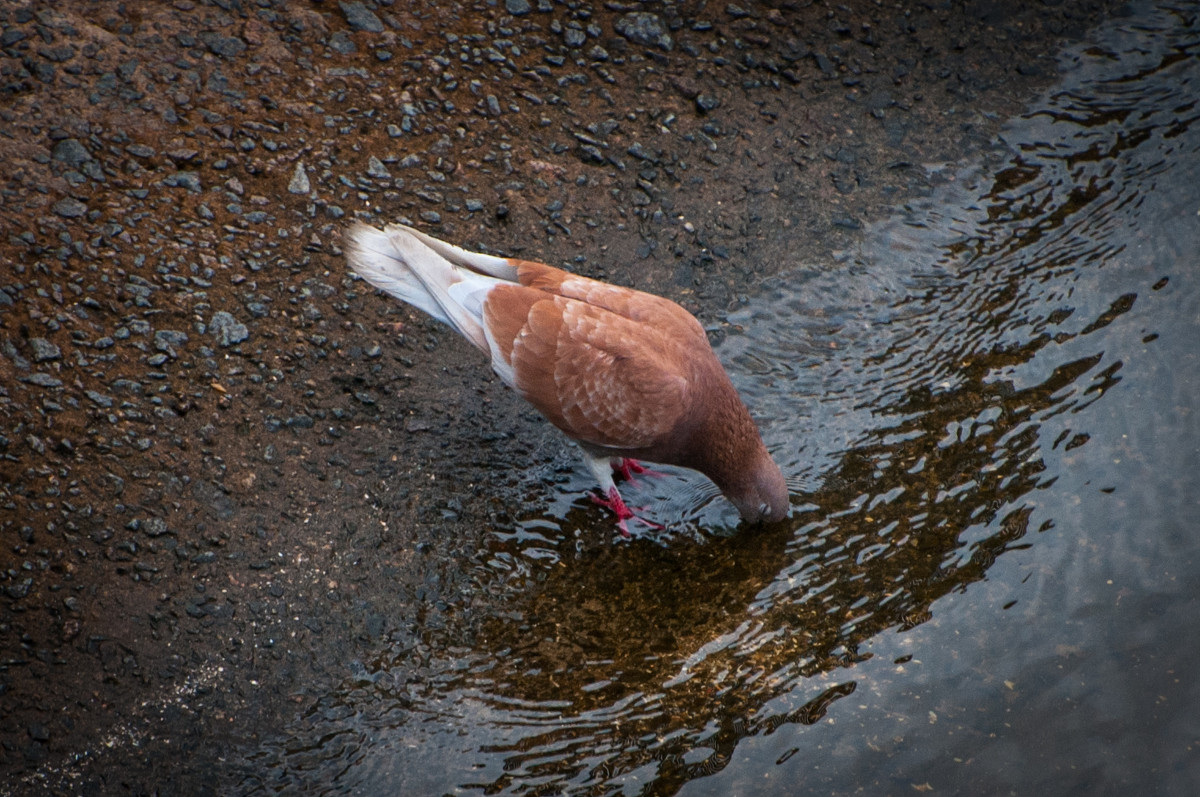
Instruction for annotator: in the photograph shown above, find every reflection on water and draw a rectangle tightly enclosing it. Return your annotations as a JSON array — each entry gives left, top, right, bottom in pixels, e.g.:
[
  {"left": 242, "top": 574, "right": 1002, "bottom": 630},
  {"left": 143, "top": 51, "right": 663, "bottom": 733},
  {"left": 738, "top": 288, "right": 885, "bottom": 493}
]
[{"left": 243, "top": 4, "right": 1200, "bottom": 794}]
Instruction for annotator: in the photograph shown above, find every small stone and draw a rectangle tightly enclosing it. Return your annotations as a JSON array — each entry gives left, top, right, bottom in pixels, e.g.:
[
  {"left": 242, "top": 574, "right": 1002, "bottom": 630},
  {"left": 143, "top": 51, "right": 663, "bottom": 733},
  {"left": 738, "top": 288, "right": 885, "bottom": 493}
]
[
  {"left": 154, "top": 329, "right": 189, "bottom": 356},
  {"left": 199, "top": 32, "right": 247, "bottom": 59},
  {"left": 340, "top": 1, "right": 384, "bottom": 33},
  {"left": 52, "top": 138, "right": 91, "bottom": 166},
  {"left": 6, "top": 578, "right": 32, "bottom": 600},
  {"left": 578, "top": 144, "right": 606, "bottom": 164},
  {"left": 627, "top": 141, "right": 654, "bottom": 161},
  {"left": 366, "top": 157, "right": 391, "bottom": 179},
  {"left": 505, "top": 0, "right": 532, "bottom": 15},
  {"left": 163, "top": 171, "right": 202, "bottom": 192},
  {"left": 210, "top": 311, "right": 249, "bottom": 347},
  {"left": 21, "top": 373, "right": 62, "bottom": 388},
  {"left": 563, "top": 28, "right": 586, "bottom": 48},
  {"left": 486, "top": 94, "right": 502, "bottom": 116},
  {"left": 53, "top": 198, "right": 87, "bottom": 218},
  {"left": 29, "top": 338, "right": 61, "bottom": 362},
  {"left": 288, "top": 162, "right": 310, "bottom": 194},
  {"left": 465, "top": 198, "right": 484, "bottom": 212},
  {"left": 696, "top": 94, "right": 721, "bottom": 113},
  {"left": 85, "top": 390, "right": 114, "bottom": 408},
  {"left": 140, "top": 517, "right": 170, "bottom": 537},
  {"left": 614, "top": 13, "right": 673, "bottom": 51},
  {"left": 328, "top": 30, "right": 357, "bottom": 54}
]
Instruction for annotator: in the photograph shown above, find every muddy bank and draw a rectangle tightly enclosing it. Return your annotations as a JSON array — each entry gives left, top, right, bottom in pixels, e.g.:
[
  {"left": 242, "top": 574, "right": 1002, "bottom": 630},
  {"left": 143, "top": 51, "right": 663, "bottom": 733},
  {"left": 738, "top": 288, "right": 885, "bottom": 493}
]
[{"left": 0, "top": 0, "right": 1125, "bottom": 791}]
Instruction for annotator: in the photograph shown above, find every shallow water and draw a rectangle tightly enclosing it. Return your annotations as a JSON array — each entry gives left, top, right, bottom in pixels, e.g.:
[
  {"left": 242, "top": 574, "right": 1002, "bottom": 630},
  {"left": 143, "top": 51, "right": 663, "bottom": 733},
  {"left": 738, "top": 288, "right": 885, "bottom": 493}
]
[{"left": 243, "top": 3, "right": 1200, "bottom": 793}]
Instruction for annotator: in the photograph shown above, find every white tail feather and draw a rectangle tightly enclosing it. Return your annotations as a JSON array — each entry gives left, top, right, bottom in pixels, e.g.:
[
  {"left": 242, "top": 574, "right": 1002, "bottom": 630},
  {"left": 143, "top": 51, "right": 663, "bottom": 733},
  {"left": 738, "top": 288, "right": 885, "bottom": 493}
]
[
  {"left": 346, "top": 222, "right": 509, "bottom": 352},
  {"left": 400, "top": 225, "right": 520, "bottom": 281}
]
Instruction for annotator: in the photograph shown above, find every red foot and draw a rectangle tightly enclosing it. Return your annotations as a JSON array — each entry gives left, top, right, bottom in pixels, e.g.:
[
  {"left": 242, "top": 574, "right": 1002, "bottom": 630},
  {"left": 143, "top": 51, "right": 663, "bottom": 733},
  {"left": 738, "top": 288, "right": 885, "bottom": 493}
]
[
  {"left": 612, "top": 458, "right": 665, "bottom": 484},
  {"left": 590, "top": 486, "right": 664, "bottom": 538}
]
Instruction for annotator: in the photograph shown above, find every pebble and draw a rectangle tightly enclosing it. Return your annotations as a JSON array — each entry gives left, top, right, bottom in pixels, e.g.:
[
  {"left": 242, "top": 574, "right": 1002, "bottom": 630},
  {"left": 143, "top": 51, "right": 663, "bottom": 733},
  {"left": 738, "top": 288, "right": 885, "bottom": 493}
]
[
  {"left": 340, "top": 1, "right": 384, "bottom": 33},
  {"left": 53, "top": 197, "right": 87, "bottom": 218},
  {"left": 163, "top": 171, "right": 202, "bottom": 192},
  {"left": 21, "top": 373, "right": 62, "bottom": 388},
  {"left": 210, "top": 310, "right": 249, "bottom": 347},
  {"left": 614, "top": 13, "right": 673, "bottom": 51},
  {"left": 329, "top": 31, "right": 357, "bottom": 55},
  {"left": 199, "top": 32, "right": 246, "bottom": 59},
  {"left": 29, "top": 338, "right": 61, "bottom": 362},
  {"left": 366, "top": 157, "right": 391, "bottom": 179},
  {"left": 289, "top": 162, "right": 311, "bottom": 194},
  {"left": 139, "top": 517, "right": 171, "bottom": 537},
  {"left": 51, "top": 138, "right": 91, "bottom": 165}
]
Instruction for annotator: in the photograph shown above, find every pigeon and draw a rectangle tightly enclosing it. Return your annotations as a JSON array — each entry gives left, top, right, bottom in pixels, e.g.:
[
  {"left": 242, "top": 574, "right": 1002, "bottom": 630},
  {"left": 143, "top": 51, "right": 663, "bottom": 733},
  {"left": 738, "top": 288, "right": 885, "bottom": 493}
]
[{"left": 346, "top": 222, "right": 788, "bottom": 534}]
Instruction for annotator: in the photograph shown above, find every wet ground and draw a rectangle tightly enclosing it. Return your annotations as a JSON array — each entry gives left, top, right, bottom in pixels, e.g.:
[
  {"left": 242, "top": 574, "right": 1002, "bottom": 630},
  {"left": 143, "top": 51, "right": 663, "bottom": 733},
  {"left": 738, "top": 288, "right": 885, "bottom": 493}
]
[{"left": 3, "top": 0, "right": 1194, "bottom": 794}]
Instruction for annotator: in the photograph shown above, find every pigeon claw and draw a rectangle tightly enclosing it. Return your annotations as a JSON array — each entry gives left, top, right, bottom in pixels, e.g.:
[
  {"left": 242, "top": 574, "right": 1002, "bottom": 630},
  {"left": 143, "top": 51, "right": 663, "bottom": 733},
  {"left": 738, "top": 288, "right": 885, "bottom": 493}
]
[
  {"left": 590, "top": 486, "right": 663, "bottom": 538},
  {"left": 612, "top": 458, "right": 665, "bottom": 484}
]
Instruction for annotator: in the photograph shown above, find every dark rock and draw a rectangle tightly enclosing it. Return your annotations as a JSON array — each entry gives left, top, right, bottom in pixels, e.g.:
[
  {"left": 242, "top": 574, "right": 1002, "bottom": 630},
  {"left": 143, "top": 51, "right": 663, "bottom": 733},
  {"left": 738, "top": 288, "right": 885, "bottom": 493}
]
[
  {"left": 85, "top": 390, "right": 113, "bottom": 408},
  {"left": 52, "top": 138, "right": 91, "bottom": 165},
  {"left": 288, "top": 162, "right": 310, "bottom": 194},
  {"left": 614, "top": 13, "right": 673, "bottom": 51},
  {"left": 39, "top": 44, "right": 76, "bottom": 63},
  {"left": 163, "top": 171, "right": 202, "bottom": 192},
  {"left": 366, "top": 157, "right": 391, "bottom": 178},
  {"left": 329, "top": 31, "right": 357, "bottom": 54},
  {"left": 154, "top": 329, "right": 189, "bottom": 357},
  {"left": 21, "top": 373, "right": 62, "bottom": 388},
  {"left": 5, "top": 578, "right": 32, "bottom": 600},
  {"left": 210, "top": 311, "right": 249, "bottom": 347},
  {"left": 199, "top": 32, "right": 246, "bottom": 59},
  {"left": 340, "top": 1, "right": 384, "bottom": 33},
  {"left": 53, "top": 197, "right": 87, "bottom": 218},
  {"left": 29, "top": 338, "right": 61, "bottom": 362},
  {"left": 505, "top": 0, "right": 532, "bottom": 15},
  {"left": 563, "top": 28, "right": 586, "bottom": 48},
  {"left": 578, "top": 144, "right": 606, "bottom": 164},
  {"left": 140, "top": 517, "right": 171, "bottom": 537}
]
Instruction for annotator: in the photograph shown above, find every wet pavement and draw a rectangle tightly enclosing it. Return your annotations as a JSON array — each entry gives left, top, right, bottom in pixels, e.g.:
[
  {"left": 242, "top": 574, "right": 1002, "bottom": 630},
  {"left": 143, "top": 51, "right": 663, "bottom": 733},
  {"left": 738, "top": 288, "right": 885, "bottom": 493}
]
[{"left": 4, "top": 0, "right": 1195, "bottom": 794}]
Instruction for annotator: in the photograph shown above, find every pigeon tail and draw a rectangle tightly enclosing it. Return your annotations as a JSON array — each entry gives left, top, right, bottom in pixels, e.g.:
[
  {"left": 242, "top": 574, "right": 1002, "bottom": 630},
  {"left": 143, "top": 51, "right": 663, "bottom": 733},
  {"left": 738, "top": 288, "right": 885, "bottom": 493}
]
[{"left": 346, "top": 222, "right": 504, "bottom": 352}]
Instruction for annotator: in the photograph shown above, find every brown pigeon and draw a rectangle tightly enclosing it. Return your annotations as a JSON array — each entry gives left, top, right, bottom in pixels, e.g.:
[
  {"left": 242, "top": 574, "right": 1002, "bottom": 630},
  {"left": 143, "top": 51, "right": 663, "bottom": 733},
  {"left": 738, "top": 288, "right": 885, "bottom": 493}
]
[{"left": 346, "top": 222, "right": 788, "bottom": 534}]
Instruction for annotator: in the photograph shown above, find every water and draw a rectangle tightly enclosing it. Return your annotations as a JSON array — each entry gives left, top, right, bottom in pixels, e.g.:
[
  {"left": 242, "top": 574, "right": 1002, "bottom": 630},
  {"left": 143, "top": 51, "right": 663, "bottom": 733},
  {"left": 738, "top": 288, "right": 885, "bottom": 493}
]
[{"left": 242, "top": 4, "right": 1200, "bottom": 794}]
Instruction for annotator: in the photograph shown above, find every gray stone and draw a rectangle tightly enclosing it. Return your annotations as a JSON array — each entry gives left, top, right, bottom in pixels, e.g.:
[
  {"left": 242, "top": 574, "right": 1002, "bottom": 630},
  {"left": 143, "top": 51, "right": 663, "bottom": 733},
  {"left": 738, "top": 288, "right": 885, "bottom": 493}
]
[
  {"left": 329, "top": 30, "right": 357, "bottom": 54},
  {"left": 563, "top": 28, "right": 586, "bottom": 48},
  {"left": 85, "top": 390, "right": 113, "bottom": 408},
  {"left": 29, "top": 338, "right": 61, "bottom": 362},
  {"left": 53, "top": 198, "right": 87, "bottom": 218},
  {"left": 199, "top": 32, "right": 247, "bottom": 59},
  {"left": 288, "top": 162, "right": 311, "bottom": 194},
  {"left": 505, "top": 0, "right": 532, "bottom": 15},
  {"left": 140, "top": 517, "right": 170, "bottom": 537},
  {"left": 21, "top": 373, "right": 62, "bottom": 388},
  {"left": 340, "top": 1, "right": 384, "bottom": 33},
  {"left": 366, "top": 156, "right": 391, "bottom": 179},
  {"left": 210, "top": 311, "right": 249, "bottom": 347},
  {"left": 52, "top": 138, "right": 91, "bottom": 165},
  {"left": 163, "top": 171, "right": 202, "bottom": 192},
  {"left": 154, "top": 329, "right": 189, "bottom": 356},
  {"left": 614, "top": 13, "right": 673, "bottom": 51}
]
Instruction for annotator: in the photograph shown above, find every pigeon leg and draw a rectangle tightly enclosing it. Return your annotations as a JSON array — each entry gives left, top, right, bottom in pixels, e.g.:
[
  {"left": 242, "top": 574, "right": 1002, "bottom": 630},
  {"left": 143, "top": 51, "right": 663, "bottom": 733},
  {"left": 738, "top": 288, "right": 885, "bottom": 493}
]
[
  {"left": 586, "top": 454, "right": 664, "bottom": 536},
  {"left": 590, "top": 486, "right": 664, "bottom": 537},
  {"left": 612, "top": 458, "right": 666, "bottom": 483}
]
